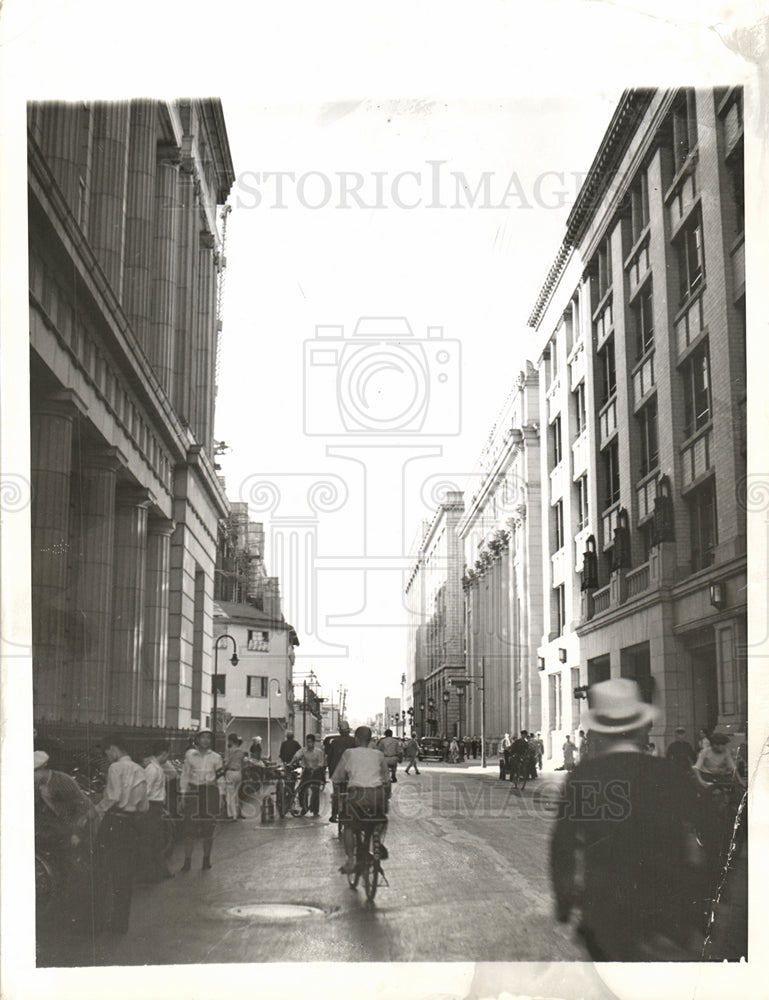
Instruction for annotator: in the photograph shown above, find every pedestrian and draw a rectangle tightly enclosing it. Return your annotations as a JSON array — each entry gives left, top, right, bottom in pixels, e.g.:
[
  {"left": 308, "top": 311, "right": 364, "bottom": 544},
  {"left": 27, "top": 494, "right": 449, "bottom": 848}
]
[
  {"left": 577, "top": 729, "right": 589, "bottom": 764},
  {"left": 533, "top": 732, "right": 545, "bottom": 773},
  {"left": 325, "top": 721, "right": 357, "bottom": 822},
  {"left": 509, "top": 732, "right": 528, "bottom": 781},
  {"left": 179, "top": 729, "right": 224, "bottom": 872},
  {"left": 551, "top": 678, "right": 704, "bottom": 961},
  {"left": 562, "top": 735, "right": 576, "bottom": 771},
  {"left": 526, "top": 733, "right": 538, "bottom": 780},
  {"left": 249, "top": 736, "right": 263, "bottom": 760},
  {"left": 501, "top": 733, "right": 512, "bottom": 778},
  {"left": 498, "top": 738, "right": 507, "bottom": 780},
  {"left": 449, "top": 736, "right": 460, "bottom": 763},
  {"left": 666, "top": 727, "right": 696, "bottom": 769},
  {"left": 95, "top": 736, "right": 149, "bottom": 934},
  {"left": 403, "top": 734, "right": 421, "bottom": 775},
  {"left": 291, "top": 734, "right": 326, "bottom": 816},
  {"left": 377, "top": 729, "right": 403, "bottom": 783},
  {"left": 697, "top": 728, "right": 712, "bottom": 753},
  {"left": 224, "top": 734, "right": 246, "bottom": 820},
  {"left": 278, "top": 730, "right": 301, "bottom": 765},
  {"left": 464, "top": 736, "right": 473, "bottom": 761},
  {"left": 139, "top": 742, "right": 174, "bottom": 882}
]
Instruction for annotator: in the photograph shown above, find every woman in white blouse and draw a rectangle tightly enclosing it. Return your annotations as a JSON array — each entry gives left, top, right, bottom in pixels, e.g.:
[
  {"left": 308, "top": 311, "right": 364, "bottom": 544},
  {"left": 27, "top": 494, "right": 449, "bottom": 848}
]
[{"left": 179, "top": 730, "right": 224, "bottom": 871}]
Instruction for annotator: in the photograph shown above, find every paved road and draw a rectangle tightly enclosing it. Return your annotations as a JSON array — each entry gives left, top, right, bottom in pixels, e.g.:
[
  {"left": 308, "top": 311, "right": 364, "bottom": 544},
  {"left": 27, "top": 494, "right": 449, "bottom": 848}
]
[{"left": 37, "top": 764, "right": 745, "bottom": 967}]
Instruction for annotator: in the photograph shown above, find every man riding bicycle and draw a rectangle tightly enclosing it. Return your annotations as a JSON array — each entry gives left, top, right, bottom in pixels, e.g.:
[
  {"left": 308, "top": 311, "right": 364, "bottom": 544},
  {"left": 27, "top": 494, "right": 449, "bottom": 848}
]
[{"left": 330, "top": 725, "right": 391, "bottom": 874}]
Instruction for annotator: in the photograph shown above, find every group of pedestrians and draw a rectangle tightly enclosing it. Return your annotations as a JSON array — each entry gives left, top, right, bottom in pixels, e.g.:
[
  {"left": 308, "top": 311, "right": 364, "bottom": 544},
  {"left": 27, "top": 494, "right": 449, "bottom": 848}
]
[{"left": 498, "top": 731, "right": 544, "bottom": 780}]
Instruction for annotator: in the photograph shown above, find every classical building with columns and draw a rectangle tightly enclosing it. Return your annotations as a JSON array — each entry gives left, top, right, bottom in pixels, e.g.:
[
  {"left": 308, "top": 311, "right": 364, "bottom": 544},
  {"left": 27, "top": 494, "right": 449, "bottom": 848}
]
[
  {"left": 28, "top": 100, "right": 235, "bottom": 746},
  {"left": 457, "top": 363, "right": 543, "bottom": 749},
  {"left": 530, "top": 87, "right": 746, "bottom": 756},
  {"left": 405, "top": 491, "right": 466, "bottom": 739}
]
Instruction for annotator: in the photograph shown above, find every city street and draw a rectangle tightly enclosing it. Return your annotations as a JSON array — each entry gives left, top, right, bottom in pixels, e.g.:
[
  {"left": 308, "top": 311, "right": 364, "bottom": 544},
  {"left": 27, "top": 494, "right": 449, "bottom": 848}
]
[{"left": 36, "top": 764, "right": 746, "bottom": 968}]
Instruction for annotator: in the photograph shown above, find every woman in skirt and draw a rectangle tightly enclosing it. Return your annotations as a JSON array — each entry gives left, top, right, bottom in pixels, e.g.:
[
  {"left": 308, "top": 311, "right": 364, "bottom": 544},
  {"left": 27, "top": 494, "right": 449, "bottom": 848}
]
[{"left": 179, "top": 730, "right": 224, "bottom": 871}]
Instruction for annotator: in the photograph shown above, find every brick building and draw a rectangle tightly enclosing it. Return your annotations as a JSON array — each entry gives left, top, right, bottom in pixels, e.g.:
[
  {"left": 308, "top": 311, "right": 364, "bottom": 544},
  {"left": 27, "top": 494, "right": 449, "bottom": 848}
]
[
  {"left": 29, "top": 100, "right": 235, "bottom": 747},
  {"left": 530, "top": 87, "right": 746, "bottom": 757}
]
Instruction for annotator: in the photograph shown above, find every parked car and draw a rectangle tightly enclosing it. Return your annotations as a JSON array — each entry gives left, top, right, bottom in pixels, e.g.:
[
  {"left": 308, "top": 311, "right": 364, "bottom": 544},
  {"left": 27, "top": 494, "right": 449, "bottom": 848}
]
[{"left": 418, "top": 737, "right": 444, "bottom": 762}]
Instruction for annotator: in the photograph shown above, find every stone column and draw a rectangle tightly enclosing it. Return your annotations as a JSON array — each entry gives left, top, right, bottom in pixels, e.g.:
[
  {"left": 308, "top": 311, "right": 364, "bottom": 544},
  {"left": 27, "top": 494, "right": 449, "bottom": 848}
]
[
  {"left": 142, "top": 516, "right": 175, "bottom": 726},
  {"left": 108, "top": 487, "right": 151, "bottom": 725},
  {"left": 70, "top": 447, "right": 124, "bottom": 723},
  {"left": 173, "top": 168, "right": 200, "bottom": 421},
  {"left": 40, "top": 103, "right": 82, "bottom": 214},
  {"left": 151, "top": 147, "right": 181, "bottom": 394},
  {"left": 89, "top": 103, "right": 130, "bottom": 300},
  {"left": 30, "top": 393, "right": 81, "bottom": 719},
  {"left": 124, "top": 101, "right": 158, "bottom": 354},
  {"left": 196, "top": 232, "right": 216, "bottom": 449}
]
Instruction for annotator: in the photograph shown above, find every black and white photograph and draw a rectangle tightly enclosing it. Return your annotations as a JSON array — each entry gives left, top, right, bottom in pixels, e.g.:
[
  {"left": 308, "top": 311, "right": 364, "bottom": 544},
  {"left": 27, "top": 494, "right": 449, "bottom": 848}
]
[{"left": 1, "top": 2, "right": 768, "bottom": 999}]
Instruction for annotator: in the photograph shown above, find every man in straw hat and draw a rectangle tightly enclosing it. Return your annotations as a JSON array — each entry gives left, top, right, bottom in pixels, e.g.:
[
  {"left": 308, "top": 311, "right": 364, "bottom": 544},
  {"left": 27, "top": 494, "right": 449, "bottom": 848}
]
[{"left": 550, "top": 678, "right": 705, "bottom": 961}]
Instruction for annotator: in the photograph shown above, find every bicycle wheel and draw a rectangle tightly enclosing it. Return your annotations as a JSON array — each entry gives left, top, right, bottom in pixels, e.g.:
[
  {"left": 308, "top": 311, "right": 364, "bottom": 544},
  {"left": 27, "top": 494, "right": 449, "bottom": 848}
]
[
  {"left": 289, "top": 786, "right": 304, "bottom": 817},
  {"left": 363, "top": 828, "right": 379, "bottom": 902},
  {"left": 347, "top": 831, "right": 361, "bottom": 889}
]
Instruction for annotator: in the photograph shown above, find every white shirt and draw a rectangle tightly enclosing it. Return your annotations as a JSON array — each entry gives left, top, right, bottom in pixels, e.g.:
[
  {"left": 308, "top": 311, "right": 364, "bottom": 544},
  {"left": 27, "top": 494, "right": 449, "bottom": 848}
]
[
  {"left": 180, "top": 748, "right": 224, "bottom": 792},
  {"left": 98, "top": 755, "right": 149, "bottom": 814},
  {"left": 143, "top": 758, "right": 167, "bottom": 802},
  {"left": 332, "top": 746, "right": 390, "bottom": 788}
]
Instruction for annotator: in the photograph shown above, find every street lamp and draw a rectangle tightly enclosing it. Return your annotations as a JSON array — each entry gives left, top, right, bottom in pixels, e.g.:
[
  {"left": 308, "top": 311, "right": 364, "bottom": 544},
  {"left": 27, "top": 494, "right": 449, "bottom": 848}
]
[
  {"left": 400, "top": 672, "right": 406, "bottom": 737},
  {"left": 213, "top": 634, "right": 239, "bottom": 755},
  {"left": 442, "top": 689, "right": 450, "bottom": 738},
  {"left": 428, "top": 698, "right": 435, "bottom": 736},
  {"left": 266, "top": 678, "right": 282, "bottom": 760}
]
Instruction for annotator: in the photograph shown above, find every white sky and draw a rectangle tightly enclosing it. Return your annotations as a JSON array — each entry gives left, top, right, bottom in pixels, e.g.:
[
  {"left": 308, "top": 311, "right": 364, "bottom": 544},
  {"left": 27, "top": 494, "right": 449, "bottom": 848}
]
[{"left": 213, "top": 94, "right": 623, "bottom": 723}]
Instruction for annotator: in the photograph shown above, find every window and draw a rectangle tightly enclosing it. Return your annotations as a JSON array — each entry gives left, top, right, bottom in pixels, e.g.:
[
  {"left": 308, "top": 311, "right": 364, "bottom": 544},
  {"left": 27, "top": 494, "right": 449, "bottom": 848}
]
[
  {"left": 548, "top": 673, "right": 563, "bottom": 731},
  {"left": 633, "top": 284, "right": 654, "bottom": 358},
  {"left": 637, "top": 398, "right": 659, "bottom": 478},
  {"left": 554, "top": 584, "right": 566, "bottom": 636},
  {"left": 212, "top": 675, "right": 225, "bottom": 696},
  {"left": 576, "top": 476, "right": 589, "bottom": 530},
  {"left": 551, "top": 336, "right": 560, "bottom": 381},
  {"left": 246, "top": 676, "right": 268, "bottom": 698},
  {"left": 630, "top": 169, "right": 649, "bottom": 244},
  {"left": 688, "top": 477, "right": 717, "bottom": 572},
  {"left": 573, "top": 382, "right": 587, "bottom": 435},
  {"left": 551, "top": 415, "right": 563, "bottom": 467},
  {"left": 681, "top": 340, "right": 711, "bottom": 437},
  {"left": 598, "top": 336, "right": 617, "bottom": 407},
  {"left": 554, "top": 500, "right": 565, "bottom": 552},
  {"left": 247, "top": 629, "right": 270, "bottom": 651},
  {"left": 639, "top": 521, "right": 655, "bottom": 561},
  {"left": 594, "top": 236, "right": 612, "bottom": 301},
  {"left": 603, "top": 441, "right": 620, "bottom": 509},
  {"left": 672, "top": 89, "right": 697, "bottom": 173},
  {"left": 676, "top": 211, "right": 705, "bottom": 304}
]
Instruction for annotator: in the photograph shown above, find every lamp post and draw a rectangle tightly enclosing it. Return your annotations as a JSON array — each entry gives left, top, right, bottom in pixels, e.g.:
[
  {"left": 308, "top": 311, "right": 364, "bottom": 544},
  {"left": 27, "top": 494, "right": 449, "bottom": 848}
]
[
  {"left": 442, "top": 689, "right": 450, "bottom": 739},
  {"left": 419, "top": 703, "right": 425, "bottom": 739},
  {"left": 400, "top": 672, "right": 406, "bottom": 737},
  {"left": 456, "top": 684, "right": 465, "bottom": 741},
  {"left": 428, "top": 698, "right": 435, "bottom": 736},
  {"left": 213, "top": 634, "right": 239, "bottom": 756},
  {"left": 267, "top": 678, "right": 282, "bottom": 760}
]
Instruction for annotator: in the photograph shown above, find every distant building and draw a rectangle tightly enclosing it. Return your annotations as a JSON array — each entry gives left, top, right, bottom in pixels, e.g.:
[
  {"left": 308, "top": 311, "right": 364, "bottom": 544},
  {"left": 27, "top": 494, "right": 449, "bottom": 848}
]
[
  {"left": 530, "top": 87, "right": 746, "bottom": 757},
  {"left": 384, "top": 697, "right": 402, "bottom": 733},
  {"left": 405, "top": 491, "right": 465, "bottom": 738},
  {"left": 29, "top": 100, "right": 235, "bottom": 749}
]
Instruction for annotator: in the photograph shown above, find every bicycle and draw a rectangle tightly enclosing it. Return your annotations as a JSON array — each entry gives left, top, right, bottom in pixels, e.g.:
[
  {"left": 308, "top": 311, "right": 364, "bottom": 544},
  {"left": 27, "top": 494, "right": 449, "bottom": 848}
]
[
  {"left": 274, "top": 764, "right": 304, "bottom": 818},
  {"left": 346, "top": 820, "right": 389, "bottom": 901}
]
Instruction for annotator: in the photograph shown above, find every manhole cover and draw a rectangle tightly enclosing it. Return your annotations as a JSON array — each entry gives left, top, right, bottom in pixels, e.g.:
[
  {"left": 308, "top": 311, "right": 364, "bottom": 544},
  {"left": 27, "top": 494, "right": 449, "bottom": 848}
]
[{"left": 226, "top": 903, "right": 329, "bottom": 921}]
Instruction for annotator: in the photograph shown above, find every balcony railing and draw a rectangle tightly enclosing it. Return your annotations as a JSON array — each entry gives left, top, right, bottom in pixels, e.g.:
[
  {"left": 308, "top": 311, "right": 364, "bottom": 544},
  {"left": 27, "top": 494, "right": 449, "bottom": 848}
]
[
  {"left": 593, "top": 585, "right": 610, "bottom": 614},
  {"left": 601, "top": 504, "right": 620, "bottom": 552},
  {"left": 626, "top": 562, "right": 650, "bottom": 598}
]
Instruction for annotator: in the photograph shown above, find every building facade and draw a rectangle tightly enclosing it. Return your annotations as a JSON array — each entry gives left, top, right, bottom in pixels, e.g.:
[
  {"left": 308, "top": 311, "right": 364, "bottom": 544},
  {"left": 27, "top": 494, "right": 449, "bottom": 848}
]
[
  {"left": 29, "top": 100, "right": 235, "bottom": 745},
  {"left": 405, "top": 491, "right": 466, "bottom": 738},
  {"left": 213, "top": 601, "right": 298, "bottom": 759},
  {"left": 458, "top": 363, "right": 543, "bottom": 748},
  {"left": 530, "top": 87, "right": 746, "bottom": 756}
]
